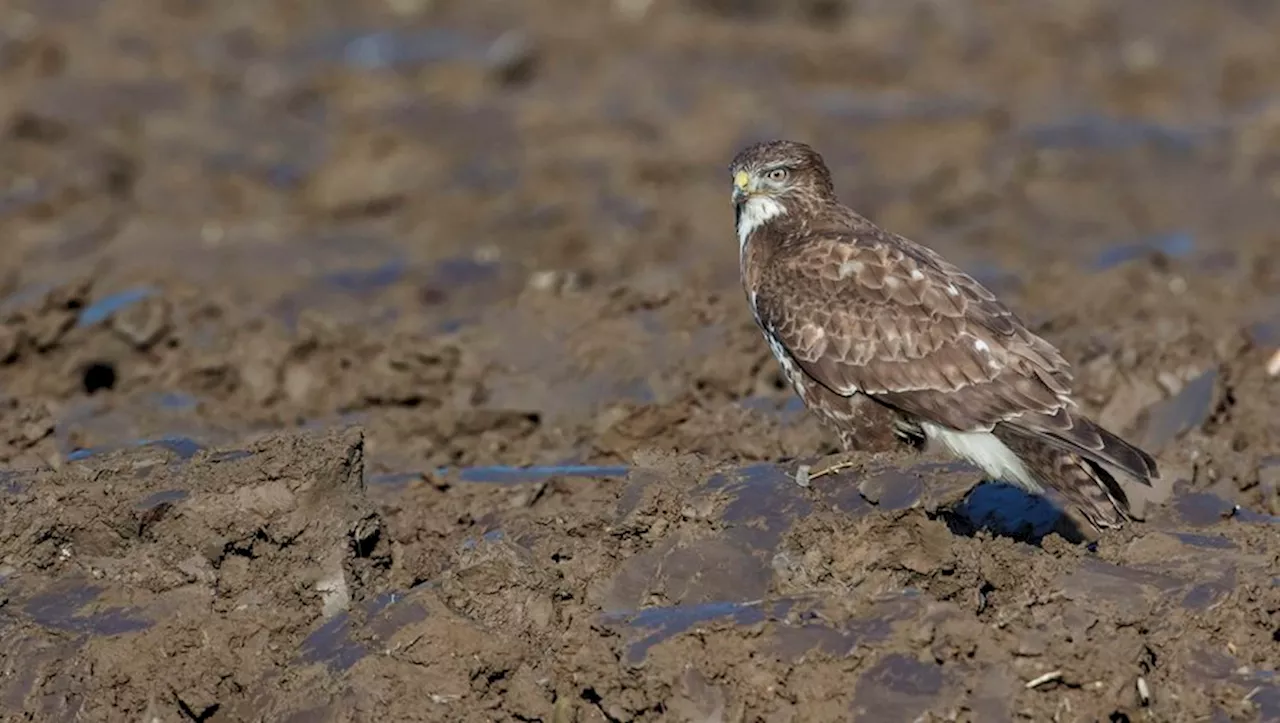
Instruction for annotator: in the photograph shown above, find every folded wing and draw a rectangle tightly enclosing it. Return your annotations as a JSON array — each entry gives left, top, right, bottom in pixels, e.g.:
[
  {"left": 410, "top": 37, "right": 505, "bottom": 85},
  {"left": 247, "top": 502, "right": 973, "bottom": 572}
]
[{"left": 751, "top": 229, "right": 1157, "bottom": 484}]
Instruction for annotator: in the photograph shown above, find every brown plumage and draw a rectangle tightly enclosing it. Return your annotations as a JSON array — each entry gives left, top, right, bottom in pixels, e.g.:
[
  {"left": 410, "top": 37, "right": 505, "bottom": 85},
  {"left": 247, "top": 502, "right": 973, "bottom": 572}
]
[{"left": 731, "top": 139, "right": 1160, "bottom": 533}]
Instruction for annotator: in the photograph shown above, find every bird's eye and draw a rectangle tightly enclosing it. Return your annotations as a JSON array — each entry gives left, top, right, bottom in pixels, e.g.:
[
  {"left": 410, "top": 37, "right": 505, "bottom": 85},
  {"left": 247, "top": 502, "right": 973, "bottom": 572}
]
[{"left": 765, "top": 167, "right": 788, "bottom": 182}]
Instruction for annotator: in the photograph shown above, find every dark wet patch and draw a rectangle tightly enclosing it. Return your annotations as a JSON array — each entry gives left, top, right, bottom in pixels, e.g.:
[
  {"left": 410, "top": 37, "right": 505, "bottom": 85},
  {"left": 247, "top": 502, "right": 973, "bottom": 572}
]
[
  {"left": 604, "top": 465, "right": 809, "bottom": 611},
  {"left": 1173, "top": 491, "right": 1239, "bottom": 527},
  {"left": 1091, "top": 231, "right": 1195, "bottom": 271},
  {"left": 713, "top": 463, "right": 816, "bottom": 553},
  {"left": 19, "top": 581, "right": 150, "bottom": 636},
  {"left": 1180, "top": 568, "right": 1235, "bottom": 611},
  {"left": 771, "top": 593, "right": 922, "bottom": 662},
  {"left": 600, "top": 597, "right": 796, "bottom": 666},
  {"left": 208, "top": 449, "right": 254, "bottom": 463},
  {"left": 740, "top": 394, "right": 808, "bottom": 419},
  {"left": 807, "top": 91, "right": 993, "bottom": 124},
  {"left": 1188, "top": 650, "right": 1280, "bottom": 720},
  {"left": 297, "top": 587, "right": 429, "bottom": 672},
  {"left": 321, "top": 258, "right": 406, "bottom": 295},
  {"left": 1169, "top": 531, "right": 1238, "bottom": 550},
  {"left": 1020, "top": 115, "right": 1219, "bottom": 153},
  {"left": 66, "top": 435, "right": 204, "bottom": 462},
  {"left": 0, "top": 471, "right": 31, "bottom": 494},
  {"left": 0, "top": 283, "right": 56, "bottom": 317},
  {"left": 851, "top": 653, "right": 947, "bottom": 722},
  {"left": 301, "top": 28, "right": 494, "bottom": 71},
  {"left": 445, "top": 464, "right": 629, "bottom": 485},
  {"left": 365, "top": 471, "right": 424, "bottom": 489},
  {"left": 1058, "top": 558, "right": 1185, "bottom": 606},
  {"left": 429, "top": 258, "right": 501, "bottom": 288},
  {"left": 856, "top": 467, "right": 925, "bottom": 510},
  {"left": 150, "top": 391, "right": 200, "bottom": 411},
  {"left": 1132, "top": 367, "right": 1219, "bottom": 452},
  {"left": 1246, "top": 311, "right": 1280, "bottom": 348},
  {"left": 134, "top": 488, "right": 189, "bottom": 510},
  {"left": 460, "top": 529, "right": 506, "bottom": 550},
  {"left": 76, "top": 293, "right": 158, "bottom": 334}
]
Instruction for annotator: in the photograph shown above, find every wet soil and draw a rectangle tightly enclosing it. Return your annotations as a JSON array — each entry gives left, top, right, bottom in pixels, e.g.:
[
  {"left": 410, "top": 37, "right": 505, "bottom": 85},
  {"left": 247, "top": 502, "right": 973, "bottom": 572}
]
[{"left": 1, "top": 0, "right": 1279, "bottom": 721}]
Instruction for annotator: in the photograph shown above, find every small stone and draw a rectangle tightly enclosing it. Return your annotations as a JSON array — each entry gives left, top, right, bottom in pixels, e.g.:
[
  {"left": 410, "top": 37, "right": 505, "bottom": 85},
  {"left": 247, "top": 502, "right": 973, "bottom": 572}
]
[
  {"left": 1156, "top": 371, "right": 1183, "bottom": 396},
  {"left": 487, "top": 31, "right": 538, "bottom": 87}
]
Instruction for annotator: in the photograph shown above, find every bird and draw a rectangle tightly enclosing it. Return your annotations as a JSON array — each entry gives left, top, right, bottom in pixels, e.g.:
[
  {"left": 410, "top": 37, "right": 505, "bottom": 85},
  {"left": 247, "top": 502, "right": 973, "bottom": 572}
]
[{"left": 730, "top": 139, "right": 1161, "bottom": 533}]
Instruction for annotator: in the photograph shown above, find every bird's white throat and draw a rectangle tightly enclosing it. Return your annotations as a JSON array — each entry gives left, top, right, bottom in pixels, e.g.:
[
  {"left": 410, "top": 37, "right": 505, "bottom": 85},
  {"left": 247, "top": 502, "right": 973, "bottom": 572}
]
[{"left": 737, "top": 195, "right": 787, "bottom": 258}]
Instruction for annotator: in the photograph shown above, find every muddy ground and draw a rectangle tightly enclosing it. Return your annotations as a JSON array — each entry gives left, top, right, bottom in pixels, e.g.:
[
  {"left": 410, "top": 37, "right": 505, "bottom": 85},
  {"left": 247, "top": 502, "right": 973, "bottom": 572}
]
[{"left": 0, "top": 0, "right": 1278, "bottom": 721}]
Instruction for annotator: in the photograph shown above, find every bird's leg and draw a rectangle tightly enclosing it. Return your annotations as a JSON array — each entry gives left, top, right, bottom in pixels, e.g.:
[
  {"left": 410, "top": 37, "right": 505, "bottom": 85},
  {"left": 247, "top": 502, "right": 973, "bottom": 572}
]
[{"left": 793, "top": 456, "right": 860, "bottom": 488}]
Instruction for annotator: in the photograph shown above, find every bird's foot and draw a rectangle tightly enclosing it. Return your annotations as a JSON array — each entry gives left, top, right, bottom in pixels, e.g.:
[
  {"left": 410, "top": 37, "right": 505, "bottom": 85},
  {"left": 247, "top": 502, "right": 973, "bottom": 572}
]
[{"left": 793, "top": 457, "right": 860, "bottom": 488}]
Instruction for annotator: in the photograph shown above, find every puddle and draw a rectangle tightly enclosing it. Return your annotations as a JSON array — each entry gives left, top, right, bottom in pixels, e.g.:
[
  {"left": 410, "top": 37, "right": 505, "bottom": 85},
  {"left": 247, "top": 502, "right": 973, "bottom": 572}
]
[{"left": 1132, "top": 367, "right": 1219, "bottom": 452}]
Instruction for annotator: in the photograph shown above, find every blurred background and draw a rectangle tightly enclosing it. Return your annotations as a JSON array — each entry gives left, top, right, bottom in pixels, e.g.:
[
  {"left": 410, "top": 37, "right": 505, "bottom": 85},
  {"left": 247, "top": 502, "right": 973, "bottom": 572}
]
[{"left": 0, "top": 0, "right": 1277, "bottom": 485}]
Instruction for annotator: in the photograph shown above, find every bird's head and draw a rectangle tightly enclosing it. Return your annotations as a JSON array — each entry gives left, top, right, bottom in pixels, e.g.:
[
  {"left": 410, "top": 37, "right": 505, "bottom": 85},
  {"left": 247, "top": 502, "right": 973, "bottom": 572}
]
[{"left": 728, "top": 140, "right": 837, "bottom": 242}]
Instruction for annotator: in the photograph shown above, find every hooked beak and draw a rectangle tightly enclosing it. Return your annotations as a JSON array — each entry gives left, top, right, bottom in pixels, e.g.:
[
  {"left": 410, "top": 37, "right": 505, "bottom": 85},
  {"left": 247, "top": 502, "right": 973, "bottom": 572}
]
[{"left": 732, "top": 170, "right": 752, "bottom": 205}]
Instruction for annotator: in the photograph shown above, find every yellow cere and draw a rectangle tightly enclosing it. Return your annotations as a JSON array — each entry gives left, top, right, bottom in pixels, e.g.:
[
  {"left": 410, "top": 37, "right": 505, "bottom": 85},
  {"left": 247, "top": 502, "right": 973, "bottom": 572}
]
[{"left": 734, "top": 171, "right": 750, "bottom": 189}]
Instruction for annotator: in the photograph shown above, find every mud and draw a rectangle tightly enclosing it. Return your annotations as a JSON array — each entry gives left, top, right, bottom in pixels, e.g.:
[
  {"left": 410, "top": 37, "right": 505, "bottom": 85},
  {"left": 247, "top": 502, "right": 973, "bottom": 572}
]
[{"left": 1, "top": 0, "right": 1279, "bottom": 721}]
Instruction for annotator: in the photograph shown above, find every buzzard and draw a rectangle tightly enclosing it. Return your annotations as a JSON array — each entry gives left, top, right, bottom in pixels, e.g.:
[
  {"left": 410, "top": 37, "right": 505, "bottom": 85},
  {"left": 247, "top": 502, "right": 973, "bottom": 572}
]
[{"left": 730, "top": 139, "right": 1160, "bottom": 532}]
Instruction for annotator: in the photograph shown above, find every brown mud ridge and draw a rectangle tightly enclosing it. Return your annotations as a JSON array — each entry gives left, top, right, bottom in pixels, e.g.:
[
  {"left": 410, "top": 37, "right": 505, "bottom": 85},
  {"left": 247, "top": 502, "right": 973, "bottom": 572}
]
[
  {"left": 2, "top": 0, "right": 1280, "bottom": 721},
  {"left": 0, "top": 271, "right": 1276, "bottom": 723}
]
